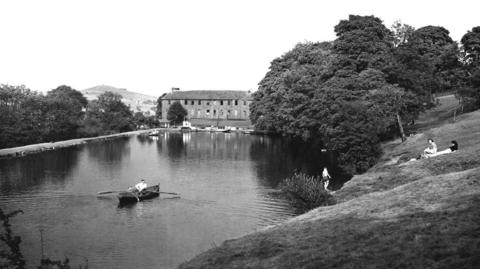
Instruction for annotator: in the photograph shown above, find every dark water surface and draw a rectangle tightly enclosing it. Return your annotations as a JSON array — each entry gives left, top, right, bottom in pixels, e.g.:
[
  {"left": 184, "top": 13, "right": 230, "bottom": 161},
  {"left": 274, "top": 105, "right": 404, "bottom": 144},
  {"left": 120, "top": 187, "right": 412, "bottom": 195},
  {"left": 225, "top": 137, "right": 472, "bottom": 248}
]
[{"left": 0, "top": 132, "right": 336, "bottom": 268}]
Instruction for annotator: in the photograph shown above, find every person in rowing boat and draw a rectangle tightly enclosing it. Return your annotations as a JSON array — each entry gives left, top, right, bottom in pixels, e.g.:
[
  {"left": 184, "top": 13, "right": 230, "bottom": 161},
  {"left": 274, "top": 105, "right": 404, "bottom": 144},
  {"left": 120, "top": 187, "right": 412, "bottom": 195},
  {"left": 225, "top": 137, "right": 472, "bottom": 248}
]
[{"left": 135, "top": 179, "right": 147, "bottom": 193}]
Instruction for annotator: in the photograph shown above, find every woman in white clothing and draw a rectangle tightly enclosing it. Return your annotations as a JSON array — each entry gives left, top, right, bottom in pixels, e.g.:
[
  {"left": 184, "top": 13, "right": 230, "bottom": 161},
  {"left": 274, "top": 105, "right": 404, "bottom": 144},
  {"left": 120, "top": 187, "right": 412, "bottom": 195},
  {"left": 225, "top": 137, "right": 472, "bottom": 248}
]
[{"left": 423, "top": 138, "right": 437, "bottom": 156}]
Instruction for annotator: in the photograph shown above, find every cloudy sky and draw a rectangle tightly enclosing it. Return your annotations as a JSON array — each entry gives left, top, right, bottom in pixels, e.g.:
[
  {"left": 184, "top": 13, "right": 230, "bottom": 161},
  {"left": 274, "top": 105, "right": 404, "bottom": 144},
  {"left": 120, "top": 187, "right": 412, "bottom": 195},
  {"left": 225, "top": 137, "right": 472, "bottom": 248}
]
[{"left": 1, "top": 0, "right": 478, "bottom": 97}]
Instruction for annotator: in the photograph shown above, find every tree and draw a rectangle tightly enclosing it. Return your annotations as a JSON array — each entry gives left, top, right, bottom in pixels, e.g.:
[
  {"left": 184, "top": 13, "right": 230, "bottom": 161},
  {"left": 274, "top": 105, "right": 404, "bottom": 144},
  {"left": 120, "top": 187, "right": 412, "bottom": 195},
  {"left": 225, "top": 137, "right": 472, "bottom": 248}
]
[
  {"left": 367, "top": 85, "right": 422, "bottom": 141},
  {"left": 391, "top": 20, "right": 415, "bottom": 47},
  {"left": 392, "top": 26, "right": 460, "bottom": 99},
  {"left": 461, "top": 26, "right": 480, "bottom": 66},
  {"left": 133, "top": 112, "right": 147, "bottom": 128},
  {"left": 80, "top": 91, "right": 134, "bottom": 136},
  {"left": 167, "top": 102, "right": 187, "bottom": 125},
  {"left": 43, "top": 85, "right": 87, "bottom": 141},
  {"left": 457, "top": 27, "right": 480, "bottom": 109},
  {"left": 0, "top": 85, "right": 46, "bottom": 148},
  {"left": 332, "top": 15, "right": 394, "bottom": 73},
  {"left": 250, "top": 41, "right": 333, "bottom": 136}
]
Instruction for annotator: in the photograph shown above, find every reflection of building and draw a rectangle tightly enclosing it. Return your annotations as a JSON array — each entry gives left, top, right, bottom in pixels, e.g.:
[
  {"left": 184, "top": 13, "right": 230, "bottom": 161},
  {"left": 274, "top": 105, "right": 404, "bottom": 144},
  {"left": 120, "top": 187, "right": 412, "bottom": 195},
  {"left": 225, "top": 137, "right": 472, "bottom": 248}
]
[{"left": 159, "top": 90, "right": 252, "bottom": 127}]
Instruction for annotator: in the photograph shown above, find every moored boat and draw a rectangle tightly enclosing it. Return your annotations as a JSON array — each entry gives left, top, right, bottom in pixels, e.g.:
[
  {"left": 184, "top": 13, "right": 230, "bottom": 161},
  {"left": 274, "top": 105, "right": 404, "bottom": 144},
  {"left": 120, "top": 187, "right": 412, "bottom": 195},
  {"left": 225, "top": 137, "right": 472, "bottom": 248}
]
[
  {"left": 148, "top": 130, "right": 160, "bottom": 136},
  {"left": 117, "top": 184, "right": 160, "bottom": 204}
]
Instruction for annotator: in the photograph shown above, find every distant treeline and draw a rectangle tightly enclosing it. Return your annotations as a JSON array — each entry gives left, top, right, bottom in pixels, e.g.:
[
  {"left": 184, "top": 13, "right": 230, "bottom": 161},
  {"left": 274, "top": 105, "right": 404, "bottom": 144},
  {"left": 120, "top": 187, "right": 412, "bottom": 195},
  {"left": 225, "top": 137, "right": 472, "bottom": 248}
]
[
  {"left": 250, "top": 15, "right": 480, "bottom": 175},
  {"left": 0, "top": 85, "right": 160, "bottom": 149}
]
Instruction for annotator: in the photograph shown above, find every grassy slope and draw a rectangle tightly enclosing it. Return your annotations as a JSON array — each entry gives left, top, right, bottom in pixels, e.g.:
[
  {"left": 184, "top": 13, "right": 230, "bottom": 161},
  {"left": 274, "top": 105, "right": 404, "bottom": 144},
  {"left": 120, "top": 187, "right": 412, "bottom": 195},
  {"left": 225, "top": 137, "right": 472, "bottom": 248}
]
[{"left": 179, "top": 96, "right": 480, "bottom": 269}]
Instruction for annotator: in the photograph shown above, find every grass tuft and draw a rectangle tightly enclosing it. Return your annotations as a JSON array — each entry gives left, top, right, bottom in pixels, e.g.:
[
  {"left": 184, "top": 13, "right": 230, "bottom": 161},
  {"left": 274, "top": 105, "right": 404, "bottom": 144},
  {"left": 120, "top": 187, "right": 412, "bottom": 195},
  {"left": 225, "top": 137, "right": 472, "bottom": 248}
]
[{"left": 280, "top": 172, "right": 334, "bottom": 210}]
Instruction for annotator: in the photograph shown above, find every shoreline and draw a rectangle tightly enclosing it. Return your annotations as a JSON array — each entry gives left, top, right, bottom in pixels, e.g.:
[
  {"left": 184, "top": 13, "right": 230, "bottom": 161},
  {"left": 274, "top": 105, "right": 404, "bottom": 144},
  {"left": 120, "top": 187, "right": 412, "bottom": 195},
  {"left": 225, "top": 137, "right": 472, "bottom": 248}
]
[
  {"left": 0, "top": 129, "right": 155, "bottom": 159},
  {"left": 179, "top": 96, "right": 480, "bottom": 268}
]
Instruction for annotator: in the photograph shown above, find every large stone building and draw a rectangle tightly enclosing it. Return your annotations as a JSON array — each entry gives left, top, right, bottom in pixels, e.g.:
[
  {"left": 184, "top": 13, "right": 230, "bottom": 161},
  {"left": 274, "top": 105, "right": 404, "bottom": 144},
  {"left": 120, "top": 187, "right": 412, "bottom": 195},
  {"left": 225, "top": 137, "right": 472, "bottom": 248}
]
[{"left": 159, "top": 90, "right": 252, "bottom": 127}]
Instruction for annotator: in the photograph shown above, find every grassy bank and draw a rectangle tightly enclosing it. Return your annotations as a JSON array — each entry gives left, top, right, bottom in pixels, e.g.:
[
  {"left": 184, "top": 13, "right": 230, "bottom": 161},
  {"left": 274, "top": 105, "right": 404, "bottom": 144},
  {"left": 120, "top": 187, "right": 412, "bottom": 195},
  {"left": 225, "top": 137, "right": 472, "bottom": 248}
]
[
  {"left": 0, "top": 129, "right": 155, "bottom": 159},
  {"left": 179, "top": 96, "right": 480, "bottom": 268}
]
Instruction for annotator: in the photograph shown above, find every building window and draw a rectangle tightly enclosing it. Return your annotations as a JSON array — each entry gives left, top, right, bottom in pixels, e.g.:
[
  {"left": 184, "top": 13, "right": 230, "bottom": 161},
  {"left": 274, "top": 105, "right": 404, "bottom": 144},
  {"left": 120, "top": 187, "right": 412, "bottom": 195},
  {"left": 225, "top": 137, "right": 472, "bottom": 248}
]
[
  {"left": 234, "top": 110, "right": 238, "bottom": 117},
  {"left": 220, "top": 110, "right": 223, "bottom": 116},
  {"left": 220, "top": 100, "right": 223, "bottom": 105},
  {"left": 243, "top": 111, "right": 247, "bottom": 118},
  {"left": 191, "top": 100, "right": 194, "bottom": 105},
  {"left": 243, "top": 100, "right": 247, "bottom": 105},
  {"left": 168, "top": 100, "right": 171, "bottom": 105},
  {"left": 197, "top": 109, "right": 201, "bottom": 117},
  {"left": 191, "top": 109, "right": 194, "bottom": 116},
  {"left": 198, "top": 100, "right": 201, "bottom": 105},
  {"left": 184, "top": 100, "right": 188, "bottom": 105},
  {"left": 235, "top": 100, "right": 238, "bottom": 105},
  {"left": 206, "top": 101, "right": 210, "bottom": 106},
  {"left": 228, "top": 100, "right": 231, "bottom": 105},
  {"left": 206, "top": 109, "right": 210, "bottom": 116},
  {"left": 213, "top": 110, "right": 217, "bottom": 117}
]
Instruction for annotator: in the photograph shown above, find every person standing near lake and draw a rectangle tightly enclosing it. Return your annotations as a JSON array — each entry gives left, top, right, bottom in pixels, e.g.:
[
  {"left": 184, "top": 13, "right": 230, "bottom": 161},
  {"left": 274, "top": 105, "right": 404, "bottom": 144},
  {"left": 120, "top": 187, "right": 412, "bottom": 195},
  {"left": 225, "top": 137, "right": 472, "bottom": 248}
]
[{"left": 322, "top": 167, "right": 331, "bottom": 191}]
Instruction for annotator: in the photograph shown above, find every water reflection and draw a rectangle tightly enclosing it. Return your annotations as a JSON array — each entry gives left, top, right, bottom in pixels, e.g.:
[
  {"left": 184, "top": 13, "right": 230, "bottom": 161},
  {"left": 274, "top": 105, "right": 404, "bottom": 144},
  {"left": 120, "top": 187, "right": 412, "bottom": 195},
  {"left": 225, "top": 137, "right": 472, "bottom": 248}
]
[
  {"left": 159, "top": 132, "right": 254, "bottom": 162},
  {"left": 164, "top": 132, "right": 186, "bottom": 159},
  {"left": 249, "top": 136, "right": 348, "bottom": 189},
  {"left": 136, "top": 134, "right": 155, "bottom": 145},
  {"left": 0, "top": 147, "right": 80, "bottom": 193},
  {"left": 86, "top": 137, "right": 130, "bottom": 168}
]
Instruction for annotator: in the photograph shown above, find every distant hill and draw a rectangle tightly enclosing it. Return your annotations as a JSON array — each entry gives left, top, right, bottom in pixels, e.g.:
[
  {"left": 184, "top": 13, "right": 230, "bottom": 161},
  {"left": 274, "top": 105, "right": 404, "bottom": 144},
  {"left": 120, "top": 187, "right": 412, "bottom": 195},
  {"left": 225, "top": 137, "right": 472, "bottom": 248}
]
[{"left": 81, "top": 85, "right": 157, "bottom": 115}]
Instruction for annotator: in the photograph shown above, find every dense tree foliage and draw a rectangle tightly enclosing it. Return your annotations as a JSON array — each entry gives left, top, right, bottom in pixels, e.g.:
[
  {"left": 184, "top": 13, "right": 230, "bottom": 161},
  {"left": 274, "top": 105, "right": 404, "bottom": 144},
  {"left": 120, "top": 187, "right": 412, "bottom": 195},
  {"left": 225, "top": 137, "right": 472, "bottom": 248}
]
[
  {"left": 0, "top": 85, "right": 46, "bottom": 148},
  {"left": 0, "top": 86, "right": 142, "bottom": 149},
  {"left": 133, "top": 112, "right": 160, "bottom": 129},
  {"left": 392, "top": 26, "right": 461, "bottom": 100},
  {"left": 44, "top": 85, "right": 88, "bottom": 141},
  {"left": 167, "top": 102, "right": 188, "bottom": 125},
  {"left": 251, "top": 42, "right": 333, "bottom": 137},
  {"left": 250, "top": 15, "right": 443, "bottom": 174},
  {"left": 458, "top": 27, "right": 480, "bottom": 108},
  {"left": 80, "top": 92, "right": 134, "bottom": 136}
]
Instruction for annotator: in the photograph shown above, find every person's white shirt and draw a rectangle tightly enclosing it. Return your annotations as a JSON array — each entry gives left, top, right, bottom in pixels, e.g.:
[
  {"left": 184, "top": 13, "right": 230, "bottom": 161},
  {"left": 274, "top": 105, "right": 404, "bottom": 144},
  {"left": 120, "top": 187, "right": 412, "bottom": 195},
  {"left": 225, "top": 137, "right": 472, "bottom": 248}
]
[
  {"left": 322, "top": 168, "right": 330, "bottom": 179},
  {"left": 135, "top": 181, "right": 147, "bottom": 192}
]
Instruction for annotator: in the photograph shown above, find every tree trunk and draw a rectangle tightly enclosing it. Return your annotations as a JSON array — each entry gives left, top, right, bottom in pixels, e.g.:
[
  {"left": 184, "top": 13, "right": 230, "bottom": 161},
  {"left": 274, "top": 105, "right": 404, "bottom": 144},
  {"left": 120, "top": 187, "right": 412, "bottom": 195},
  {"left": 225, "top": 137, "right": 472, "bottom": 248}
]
[{"left": 396, "top": 112, "right": 406, "bottom": 142}]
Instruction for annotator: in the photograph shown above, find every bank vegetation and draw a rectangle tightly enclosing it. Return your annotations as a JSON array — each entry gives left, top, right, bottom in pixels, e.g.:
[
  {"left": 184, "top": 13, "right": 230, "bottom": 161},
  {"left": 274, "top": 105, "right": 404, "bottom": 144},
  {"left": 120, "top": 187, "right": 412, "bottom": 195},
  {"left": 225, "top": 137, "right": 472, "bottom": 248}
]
[{"left": 250, "top": 15, "right": 480, "bottom": 175}]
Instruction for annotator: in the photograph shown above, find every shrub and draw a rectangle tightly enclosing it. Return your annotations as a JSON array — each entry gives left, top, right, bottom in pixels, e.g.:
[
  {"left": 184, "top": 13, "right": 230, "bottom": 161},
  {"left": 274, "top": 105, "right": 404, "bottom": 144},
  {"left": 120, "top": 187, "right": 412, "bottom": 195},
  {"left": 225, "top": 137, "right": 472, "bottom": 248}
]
[{"left": 280, "top": 172, "right": 335, "bottom": 210}]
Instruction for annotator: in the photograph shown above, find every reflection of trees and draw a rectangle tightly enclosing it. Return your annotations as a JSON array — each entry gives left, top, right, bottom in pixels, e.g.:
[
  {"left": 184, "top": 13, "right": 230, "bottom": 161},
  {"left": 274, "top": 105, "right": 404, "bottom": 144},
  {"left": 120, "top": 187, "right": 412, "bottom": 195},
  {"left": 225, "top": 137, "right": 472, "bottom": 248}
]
[
  {"left": 136, "top": 134, "right": 155, "bottom": 145},
  {"left": 164, "top": 133, "right": 185, "bottom": 159},
  {"left": 168, "top": 132, "right": 252, "bottom": 161},
  {"left": 0, "top": 147, "right": 80, "bottom": 192},
  {"left": 249, "top": 137, "right": 350, "bottom": 189},
  {"left": 86, "top": 137, "right": 130, "bottom": 167},
  {"left": 161, "top": 132, "right": 253, "bottom": 161}
]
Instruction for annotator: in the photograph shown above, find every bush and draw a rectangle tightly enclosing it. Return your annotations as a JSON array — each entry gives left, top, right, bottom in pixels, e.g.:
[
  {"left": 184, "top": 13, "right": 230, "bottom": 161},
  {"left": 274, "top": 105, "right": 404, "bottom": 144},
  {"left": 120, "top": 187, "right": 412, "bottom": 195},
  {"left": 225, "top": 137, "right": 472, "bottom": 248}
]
[{"left": 280, "top": 172, "right": 335, "bottom": 209}]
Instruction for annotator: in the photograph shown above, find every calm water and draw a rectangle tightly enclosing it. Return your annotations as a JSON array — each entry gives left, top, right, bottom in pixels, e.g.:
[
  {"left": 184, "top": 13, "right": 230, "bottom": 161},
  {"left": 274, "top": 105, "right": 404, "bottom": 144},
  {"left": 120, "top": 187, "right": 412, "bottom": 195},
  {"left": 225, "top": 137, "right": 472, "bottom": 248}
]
[{"left": 0, "top": 132, "right": 338, "bottom": 268}]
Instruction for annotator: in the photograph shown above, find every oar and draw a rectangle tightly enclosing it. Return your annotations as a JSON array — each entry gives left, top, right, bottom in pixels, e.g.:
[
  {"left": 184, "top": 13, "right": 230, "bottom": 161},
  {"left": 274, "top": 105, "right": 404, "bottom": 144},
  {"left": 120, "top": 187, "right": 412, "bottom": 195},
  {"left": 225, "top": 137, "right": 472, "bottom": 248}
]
[
  {"left": 159, "top": 191, "right": 180, "bottom": 195},
  {"left": 97, "top": 190, "right": 123, "bottom": 195},
  {"left": 98, "top": 190, "right": 180, "bottom": 195}
]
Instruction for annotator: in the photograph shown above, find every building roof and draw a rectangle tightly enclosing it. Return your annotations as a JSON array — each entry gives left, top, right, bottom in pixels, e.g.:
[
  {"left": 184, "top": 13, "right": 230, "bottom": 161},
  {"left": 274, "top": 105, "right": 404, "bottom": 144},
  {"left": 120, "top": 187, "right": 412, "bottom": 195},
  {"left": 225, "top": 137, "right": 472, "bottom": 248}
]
[{"left": 162, "top": 90, "right": 251, "bottom": 100}]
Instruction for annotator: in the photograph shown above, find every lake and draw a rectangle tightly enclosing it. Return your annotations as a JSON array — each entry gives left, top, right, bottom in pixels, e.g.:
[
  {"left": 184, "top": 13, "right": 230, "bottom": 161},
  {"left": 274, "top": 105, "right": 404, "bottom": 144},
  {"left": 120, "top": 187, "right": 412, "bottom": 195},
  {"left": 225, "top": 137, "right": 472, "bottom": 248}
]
[{"left": 0, "top": 132, "right": 339, "bottom": 268}]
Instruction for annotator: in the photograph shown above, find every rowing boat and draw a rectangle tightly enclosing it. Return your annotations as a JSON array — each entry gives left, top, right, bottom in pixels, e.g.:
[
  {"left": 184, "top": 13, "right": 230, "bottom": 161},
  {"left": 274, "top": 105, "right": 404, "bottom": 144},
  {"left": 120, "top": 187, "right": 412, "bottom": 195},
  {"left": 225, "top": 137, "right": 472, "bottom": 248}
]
[{"left": 117, "top": 184, "right": 160, "bottom": 204}]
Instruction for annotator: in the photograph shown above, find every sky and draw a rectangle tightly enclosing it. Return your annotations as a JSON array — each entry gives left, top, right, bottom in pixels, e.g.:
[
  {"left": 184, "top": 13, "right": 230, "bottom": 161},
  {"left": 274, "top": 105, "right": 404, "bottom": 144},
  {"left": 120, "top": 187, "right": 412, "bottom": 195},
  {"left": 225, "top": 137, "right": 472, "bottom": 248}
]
[{"left": 0, "top": 0, "right": 478, "bottom": 97}]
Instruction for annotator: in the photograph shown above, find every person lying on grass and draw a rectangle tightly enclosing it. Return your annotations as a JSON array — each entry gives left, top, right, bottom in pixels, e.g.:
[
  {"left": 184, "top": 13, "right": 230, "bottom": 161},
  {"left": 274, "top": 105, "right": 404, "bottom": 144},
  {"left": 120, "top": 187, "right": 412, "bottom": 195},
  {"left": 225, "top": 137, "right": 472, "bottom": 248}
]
[
  {"left": 431, "top": 140, "right": 458, "bottom": 156},
  {"left": 415, "top": 140, "right": 458, "bottom": 160},
  {"left": 405, "top": 140, "right": 458, "bottom": 163}
]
